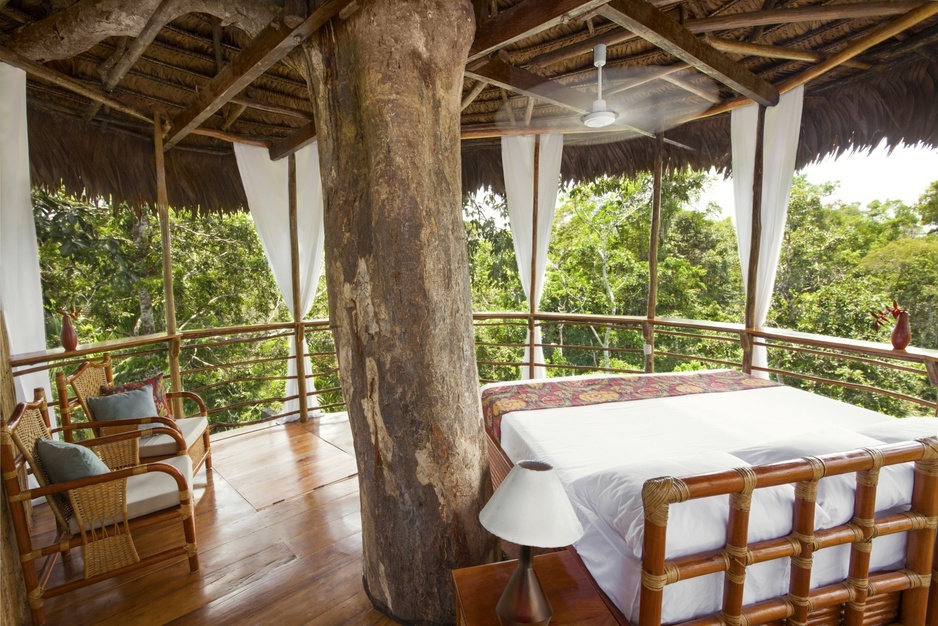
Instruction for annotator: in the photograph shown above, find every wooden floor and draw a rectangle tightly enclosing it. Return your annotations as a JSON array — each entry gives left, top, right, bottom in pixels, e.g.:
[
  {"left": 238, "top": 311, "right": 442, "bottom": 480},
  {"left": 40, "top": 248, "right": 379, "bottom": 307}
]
[{"left": 36, "top": 414, "right": 401, "bottom": 625}]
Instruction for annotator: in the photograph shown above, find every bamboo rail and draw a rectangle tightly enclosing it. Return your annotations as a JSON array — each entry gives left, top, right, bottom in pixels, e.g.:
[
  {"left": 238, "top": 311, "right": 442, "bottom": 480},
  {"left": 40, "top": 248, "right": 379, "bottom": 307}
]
[{"left": 11, "top": 314, "right": 938, "bottom": 430}]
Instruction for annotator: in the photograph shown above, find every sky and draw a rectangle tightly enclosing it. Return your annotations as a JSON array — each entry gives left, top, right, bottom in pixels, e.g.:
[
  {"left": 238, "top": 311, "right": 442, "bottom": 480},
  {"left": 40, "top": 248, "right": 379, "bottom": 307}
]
[{"left": 694, "top": 140, "right": 938, "bottom": 221}]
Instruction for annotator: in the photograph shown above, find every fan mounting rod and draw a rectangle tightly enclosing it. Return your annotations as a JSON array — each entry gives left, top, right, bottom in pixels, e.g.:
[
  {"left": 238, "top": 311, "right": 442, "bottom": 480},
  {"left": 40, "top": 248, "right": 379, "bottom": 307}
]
[{"left": 583, "top": 44, "right": 617, "bottom": 128}]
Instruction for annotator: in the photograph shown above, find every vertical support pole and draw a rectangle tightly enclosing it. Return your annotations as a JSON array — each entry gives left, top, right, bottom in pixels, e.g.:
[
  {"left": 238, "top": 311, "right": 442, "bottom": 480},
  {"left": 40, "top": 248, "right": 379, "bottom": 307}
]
[
  {"left": 843, "top": 456, "right": 879, "bottom": 625},
  {"left": 288, "top": 154, "right": 309, "bottom": 423},
  {"left": 742, "top": 105, "right": 766, "bottom": 375},
  {"left": 925, "top": 360, "right": 938, "bottom": 417},
  {"left": 721, "top": 469, "right": 755, "bottom": 624},
  {"left": 528, "top": 135, "right": 540, "bottom": 380},
  {"left": 638, "top": 478, "right": 673, "bottom": 626},
  {"left": 154, "top": 112, "right": 183, "bottom": 417},
  {"left": 902, "top": 437, "right": 937, "bottom": 625},
  {"left": 645, "top": 132, "right": 664, "bottom": 373},
  {"left": 788, "top": 466, "right": 822, "bottom": 626}
]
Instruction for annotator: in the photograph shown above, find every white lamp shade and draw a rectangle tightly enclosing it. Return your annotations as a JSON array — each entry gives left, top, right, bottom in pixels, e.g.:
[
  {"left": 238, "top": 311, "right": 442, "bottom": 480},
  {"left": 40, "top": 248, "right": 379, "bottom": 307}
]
[{"left": 479, "top": 460, "right": 584, "bottom": 548}]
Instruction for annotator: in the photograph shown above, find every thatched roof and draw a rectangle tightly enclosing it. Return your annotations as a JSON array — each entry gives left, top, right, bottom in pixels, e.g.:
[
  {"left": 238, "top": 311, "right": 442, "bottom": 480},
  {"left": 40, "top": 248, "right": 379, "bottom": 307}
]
[{"left": 2, "top": 0, "right": 937, "bottom": 210}]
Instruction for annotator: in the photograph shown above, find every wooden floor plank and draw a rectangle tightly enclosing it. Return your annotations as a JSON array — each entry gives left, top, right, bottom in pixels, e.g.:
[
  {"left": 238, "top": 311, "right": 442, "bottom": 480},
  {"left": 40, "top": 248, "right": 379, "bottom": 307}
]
[
  {"left": 211, "top": 423, "right": 358, "bottom": 509},
  {"left": 34, "top": 417, "right": 404, "bottom": 626}
]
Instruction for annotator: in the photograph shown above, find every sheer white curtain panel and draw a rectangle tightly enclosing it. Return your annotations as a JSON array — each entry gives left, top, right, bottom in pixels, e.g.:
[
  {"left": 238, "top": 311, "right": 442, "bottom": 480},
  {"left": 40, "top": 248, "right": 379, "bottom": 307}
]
[
  {"left": 501, "top": 134, "right": 564, "bottom": 379},
  {"left": 234, "top": 142, "right": 325, "bottom": 418},
  {"left": 732, "top": 86, "right": 805, "bottom": 377},
  {"left": 0, "top": 63, "right": 55, "bottom": 416}
]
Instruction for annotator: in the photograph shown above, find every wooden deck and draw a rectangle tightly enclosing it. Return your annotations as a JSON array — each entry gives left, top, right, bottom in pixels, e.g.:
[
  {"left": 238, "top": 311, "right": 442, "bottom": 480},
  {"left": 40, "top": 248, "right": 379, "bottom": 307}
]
[{"left": 35, "top": 414, "right": 400, "bottom": 625}]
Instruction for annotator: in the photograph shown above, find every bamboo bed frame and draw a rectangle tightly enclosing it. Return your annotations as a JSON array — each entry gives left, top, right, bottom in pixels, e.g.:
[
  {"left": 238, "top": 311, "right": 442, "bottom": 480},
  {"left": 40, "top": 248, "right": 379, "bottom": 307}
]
[{"left": 486, "top": 427, "right": 938, "bottom": 626}]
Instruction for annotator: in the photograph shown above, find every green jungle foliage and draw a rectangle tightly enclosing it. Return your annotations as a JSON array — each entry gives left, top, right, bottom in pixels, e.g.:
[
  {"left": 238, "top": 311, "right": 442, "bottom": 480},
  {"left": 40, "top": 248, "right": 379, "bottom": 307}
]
[
  {"left": 466, "top": 171, "right": 938, "bottom": 416},
  {"left": 34, "top": 170, "right": 937, "bottom": 425},
  {"left": 34, "top": 188, "right": 338, "bottom": 428}
]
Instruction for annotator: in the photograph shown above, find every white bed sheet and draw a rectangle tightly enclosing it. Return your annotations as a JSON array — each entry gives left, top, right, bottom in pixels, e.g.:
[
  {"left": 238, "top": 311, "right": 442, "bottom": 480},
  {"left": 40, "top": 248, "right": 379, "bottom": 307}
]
[
  {"left": 496, "top": 382, "right": 907, "bottom": 624},
  {"left": 499, "top": 384, "right": 889, "bottom": 485}
]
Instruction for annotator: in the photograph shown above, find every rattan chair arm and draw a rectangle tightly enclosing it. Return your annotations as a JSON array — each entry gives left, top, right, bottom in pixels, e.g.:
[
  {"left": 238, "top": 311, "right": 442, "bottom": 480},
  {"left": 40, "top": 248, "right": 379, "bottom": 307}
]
[
  {"left": 55, "top": 416, "right": 180, "bottom": 432},
  {"left": 88, "top": 426, "right": 188, "bottom": 452},
  {"left": 15, "top": 461, "right": 189, "bottom": 501},
  {"left": 166, "top": 391, "right": 208, "bottom": 417}
]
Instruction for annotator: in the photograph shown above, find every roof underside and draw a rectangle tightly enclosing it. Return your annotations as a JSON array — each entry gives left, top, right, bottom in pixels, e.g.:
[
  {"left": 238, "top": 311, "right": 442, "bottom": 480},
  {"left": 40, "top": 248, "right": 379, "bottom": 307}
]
[{"left": 2, "top": 0, "right": 937, "bottom": 211}]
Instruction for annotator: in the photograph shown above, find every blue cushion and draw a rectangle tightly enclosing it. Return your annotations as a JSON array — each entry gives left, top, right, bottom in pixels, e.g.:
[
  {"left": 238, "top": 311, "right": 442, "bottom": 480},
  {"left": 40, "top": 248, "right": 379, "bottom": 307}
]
[
  {"left": 86, "top": 387, "right": 159, "bottom": 430},
  {"left": 35, "top": 438, "right": 110, "bottom": 484}
]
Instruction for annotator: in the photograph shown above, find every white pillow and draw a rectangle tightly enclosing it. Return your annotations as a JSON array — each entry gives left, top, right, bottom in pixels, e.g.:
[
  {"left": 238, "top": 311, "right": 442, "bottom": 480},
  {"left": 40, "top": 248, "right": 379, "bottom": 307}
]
[
  {"left": 567, "top": 451, "right": 805, "bottom": 559},
  {"left": 857, "top": 418, "right": 938, "bottom": 443},
  {"left": 730, "top": 429, "right": 914, "bottom": 528}
]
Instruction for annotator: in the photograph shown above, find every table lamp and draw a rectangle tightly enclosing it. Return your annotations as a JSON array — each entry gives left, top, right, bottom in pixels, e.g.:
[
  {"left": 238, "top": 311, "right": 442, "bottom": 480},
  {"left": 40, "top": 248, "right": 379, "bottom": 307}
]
[{"left": 479, "top": 461, "right": 584, "bottom": 626}]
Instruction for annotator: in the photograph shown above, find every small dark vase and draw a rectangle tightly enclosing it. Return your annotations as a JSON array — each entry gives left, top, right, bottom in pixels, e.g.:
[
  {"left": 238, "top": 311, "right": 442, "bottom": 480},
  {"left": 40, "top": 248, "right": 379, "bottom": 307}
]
[
  {"left": 890, "top": 310, "right": 911, "bottom": 350},
  {"left": 60, "top": 313, "right": 78, "bottom": 352}
]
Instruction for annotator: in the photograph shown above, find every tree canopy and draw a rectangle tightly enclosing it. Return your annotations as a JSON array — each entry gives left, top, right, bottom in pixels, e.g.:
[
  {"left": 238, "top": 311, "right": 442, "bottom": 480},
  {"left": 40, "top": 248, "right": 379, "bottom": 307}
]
[{"left": 35, "top": 170, "right": 938, "bottom": 422}]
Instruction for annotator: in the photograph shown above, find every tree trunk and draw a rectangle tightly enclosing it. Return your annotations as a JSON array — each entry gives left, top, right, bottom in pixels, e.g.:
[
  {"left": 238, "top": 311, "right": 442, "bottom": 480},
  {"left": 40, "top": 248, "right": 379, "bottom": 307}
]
[{"left": 303, "top": 2, "right": 496, "bottom": 623}]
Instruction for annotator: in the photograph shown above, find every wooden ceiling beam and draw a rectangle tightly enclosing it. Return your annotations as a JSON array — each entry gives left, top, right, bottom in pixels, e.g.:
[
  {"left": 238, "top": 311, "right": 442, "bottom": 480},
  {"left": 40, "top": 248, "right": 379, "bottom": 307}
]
[
  {"left": 461, "top": 80, "right": 488, "bottom": 111},
  {"left": 661, "top": 73, "right": 720, "bottom": 103},
  {"left": 0, "top": 44, "right": 152, "bottom": 123},
  {"left": 163, "top": 0, "right": 351, "bottom": 151},
  {"left": 468, "top": 0, "right": 610, "bottom": 62},
  {"left": 466, "top": 55, "right": 596, "bottom": 115},
  {"left": 230, "top": 95, "right": 312, "bottom": 120},
  {"left": 104, "top": 0, "right": 177, "bottom": 93},
  {"left": 85, "top": 0, "right": 177, "bottom": 122},
  {"left": 529, "top": 1, "right": 924, "bottom": 68},
  {"left": 877, "top": 22, "right": 938, "bottom": 62},
  {"left": 466, "top": 54, "right": 655, "bottom": 138},
  {"left": 605, "top": 62, "right": 689, "bottom": 96},
  {"left": 705, "top": 37, "right": 872, "bottom": 70},
  {"left": 24, "top": 82, "right": 267, "bottom": 149},
  {"left": 268, "top": 120, "right": 317, "bottom": 161},
  {"left": 460, "top": 121, "right": 695, "bottom": 152},
  {"left": 701, "top": 1, "right": 938, "bottom": 118},
  {"left": 598, "top": 0, "right": 779, "bottom": 106},
  {"left": 775, "top": 2, "right": 938, "bottom": 93}
]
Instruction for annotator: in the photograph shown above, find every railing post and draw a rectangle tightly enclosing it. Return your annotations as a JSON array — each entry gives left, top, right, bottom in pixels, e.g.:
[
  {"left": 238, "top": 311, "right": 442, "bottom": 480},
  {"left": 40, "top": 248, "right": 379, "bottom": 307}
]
[
  {"left": 743, "top": 105, "right": 766, "bottom": 375},
  {"left": 528, "top": 135, "right": 540, "bottom": 380},
  {"left": 926, "top": 360, "right": 938, "bottom": 417},
  {"left": 288, "top": 154, "right": 309, "bottom": 423},
  {"left": 740, "top": 331, "right": 753, "bottom": 373},
  {"left": 154, "top": 112, "right": 183, "bottom": 416},
  {"left": 645, "top": 132, "right": 664, "bottom": 373}
]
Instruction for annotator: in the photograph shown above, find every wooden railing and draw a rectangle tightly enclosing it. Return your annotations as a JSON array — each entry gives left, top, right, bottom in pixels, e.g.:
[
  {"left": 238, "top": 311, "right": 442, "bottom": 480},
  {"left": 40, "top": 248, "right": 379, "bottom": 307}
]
[
  {"left": 9, "top": 320, "right": 345, "bottom": 431},
  {"left": 10, "top": 313, "right": 938, "bottom": 430}
]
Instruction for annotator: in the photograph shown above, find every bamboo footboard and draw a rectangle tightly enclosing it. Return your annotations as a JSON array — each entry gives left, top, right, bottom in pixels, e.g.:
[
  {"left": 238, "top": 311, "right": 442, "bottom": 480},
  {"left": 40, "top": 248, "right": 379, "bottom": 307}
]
[{"left": 485, "top": 431, "right": 938, "bottom": 626}]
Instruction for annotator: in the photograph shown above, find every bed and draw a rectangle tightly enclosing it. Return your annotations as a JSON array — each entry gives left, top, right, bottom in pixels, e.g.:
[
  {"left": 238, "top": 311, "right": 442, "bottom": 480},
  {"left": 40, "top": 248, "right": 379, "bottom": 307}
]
[{"left": 480, "top": 370, "right": 938, "bottom": 626}]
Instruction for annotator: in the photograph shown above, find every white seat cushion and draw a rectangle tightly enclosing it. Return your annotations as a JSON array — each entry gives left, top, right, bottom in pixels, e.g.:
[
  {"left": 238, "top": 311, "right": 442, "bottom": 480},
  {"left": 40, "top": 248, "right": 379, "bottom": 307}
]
[
  {"left": 68, "top": 454, "right": 193, "bottom": 533},
  {"left": 139, "top": 417, "right": 208, "bottom": 458}
]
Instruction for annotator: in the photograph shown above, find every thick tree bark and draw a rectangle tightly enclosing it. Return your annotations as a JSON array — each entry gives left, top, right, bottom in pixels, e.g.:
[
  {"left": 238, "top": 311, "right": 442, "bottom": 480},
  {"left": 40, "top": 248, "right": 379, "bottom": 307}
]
[
  {"left": 303, "top": 1, "right": 496, "bottom": 623},
  {"left": 7, "top": 0, "right": 277, "bottom": 61}
]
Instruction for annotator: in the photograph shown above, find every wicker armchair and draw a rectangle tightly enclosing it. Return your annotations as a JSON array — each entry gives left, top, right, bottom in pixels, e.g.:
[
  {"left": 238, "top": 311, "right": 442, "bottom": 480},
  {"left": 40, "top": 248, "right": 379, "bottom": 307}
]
[
  {"left": 56, "top": 353, "right": 212, "bottom": 473},
  {"left": 1, "top": 389, "right": 199, "bottom": 626}
]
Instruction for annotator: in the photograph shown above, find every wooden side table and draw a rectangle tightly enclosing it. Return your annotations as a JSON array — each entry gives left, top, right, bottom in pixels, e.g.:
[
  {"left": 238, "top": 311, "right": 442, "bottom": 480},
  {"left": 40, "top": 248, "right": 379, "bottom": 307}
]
[{"left": 452, "top": 549, "right": 621, "bottom": 625}]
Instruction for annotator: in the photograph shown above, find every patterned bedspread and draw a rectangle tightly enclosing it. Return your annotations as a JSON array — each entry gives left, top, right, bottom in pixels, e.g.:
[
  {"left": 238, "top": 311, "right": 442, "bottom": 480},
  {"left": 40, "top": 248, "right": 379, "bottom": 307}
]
[{"left": 480, "top": 370, "right": 781, "bottom": 443}]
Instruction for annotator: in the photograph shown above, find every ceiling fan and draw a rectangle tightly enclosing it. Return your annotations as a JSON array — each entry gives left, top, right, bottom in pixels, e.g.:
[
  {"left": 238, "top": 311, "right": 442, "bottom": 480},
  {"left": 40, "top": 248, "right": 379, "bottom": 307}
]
[
  {"left": 582, "top": 44, "right": 618, "bottom": 129},
  {"left": 494, "top": 43, "right": 720, "bottom": 147}
]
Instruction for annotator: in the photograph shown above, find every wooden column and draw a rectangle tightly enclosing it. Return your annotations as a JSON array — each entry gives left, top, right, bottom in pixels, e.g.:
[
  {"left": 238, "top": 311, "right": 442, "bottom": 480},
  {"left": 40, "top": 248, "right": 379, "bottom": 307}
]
[
  {"left": 742, "top": 106, "right": 766, "bottom": 375},
  {"left": 528, "top": 135, "right": 540, "bottom": 380},
  {"left": 288, "top": 154, "right": 309, "bottom": 423},
  {"left": 0, "top": 312, "right": 28, "bottom": 626},
  {"left": 153, "top": 113, "right": 183, "bottom": 416},
  {"left": 645, "top": 132, "right": 664, "bottom": 373}
]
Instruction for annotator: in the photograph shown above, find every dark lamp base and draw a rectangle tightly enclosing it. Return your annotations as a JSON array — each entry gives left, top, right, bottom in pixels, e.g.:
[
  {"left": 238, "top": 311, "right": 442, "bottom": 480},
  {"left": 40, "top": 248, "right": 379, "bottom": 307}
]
[{"left": 495, "top": 546, "right": 553, "bottom": 626}]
